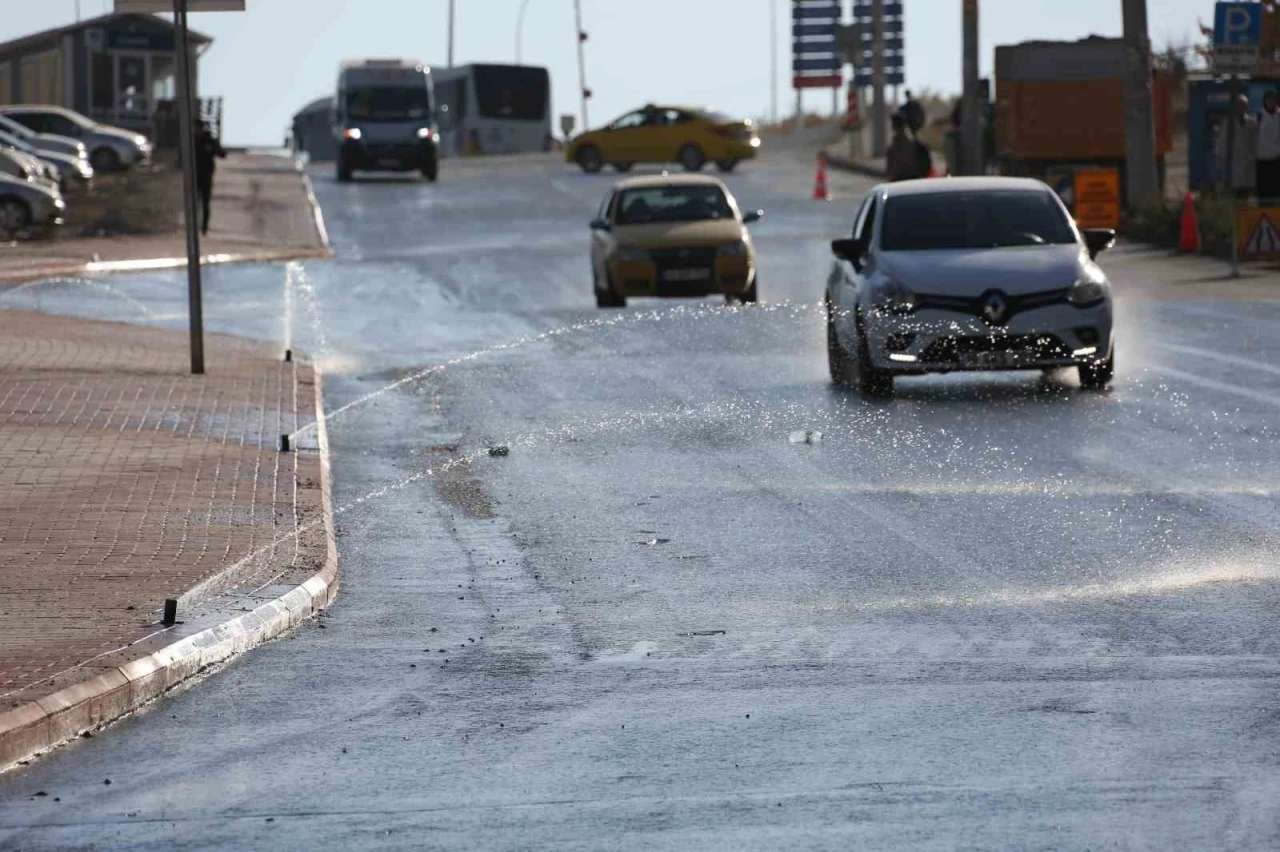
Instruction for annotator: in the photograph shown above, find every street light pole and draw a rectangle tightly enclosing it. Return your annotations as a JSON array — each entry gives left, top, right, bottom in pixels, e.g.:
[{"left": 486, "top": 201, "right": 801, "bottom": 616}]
[
  {"left": 172, "top": 0, "right": 203, "bottom": 374},
  {"left": 516, "top": 0, "right": 532, "bottom": 64},
  {"left": 574, "top": 0, "right": 589, "bottom": 130},
  {"left": 961, "top": 0, "right": 981, "bottom": 175},
  {"left": 1121, "top": 0, "right": 1159, "bottom": 209},
  {"left": 770, "top": 0, "right": 778, "bottom": 124},
  {"left": 447, "top": 0, "right": 456, "bottom": 67},
  {"left": 871, "top": 0, "right": 885, "bottom": 156}
]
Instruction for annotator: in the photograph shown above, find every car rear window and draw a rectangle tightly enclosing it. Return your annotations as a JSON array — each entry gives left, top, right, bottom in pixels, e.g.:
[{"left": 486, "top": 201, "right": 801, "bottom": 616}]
[
  {"left": 698, "top": 110, "right": 737, "bottom": 125},
  {"left": 880, "top": 190, "right": 1077, "bottom": 251},
  {"left": 615, "top": 185, "right": 735, "bottom": 225}
]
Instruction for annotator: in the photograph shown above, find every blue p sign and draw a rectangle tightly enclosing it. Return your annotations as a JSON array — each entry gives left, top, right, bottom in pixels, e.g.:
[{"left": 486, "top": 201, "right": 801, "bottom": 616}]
[{"left": 1214, "top": 2, "right": 1262, "bottom": 46}]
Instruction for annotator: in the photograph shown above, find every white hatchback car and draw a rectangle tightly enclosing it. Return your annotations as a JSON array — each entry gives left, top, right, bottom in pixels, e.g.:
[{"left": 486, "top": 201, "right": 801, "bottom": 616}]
[{"left": 825, "top": 177, "right": 1116, "bottom": 397}]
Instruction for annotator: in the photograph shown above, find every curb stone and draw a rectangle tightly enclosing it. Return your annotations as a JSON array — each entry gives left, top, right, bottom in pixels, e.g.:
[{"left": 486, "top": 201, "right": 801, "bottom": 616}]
[{"left": 0, "top": 368, "right": 339, "bottom": 773}]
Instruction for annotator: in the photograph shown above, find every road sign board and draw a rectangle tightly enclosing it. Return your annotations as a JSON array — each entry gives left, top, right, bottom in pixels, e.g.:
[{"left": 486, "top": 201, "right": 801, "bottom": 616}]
[
  {"left": 850, "top": 0, "right": 906, "bottom": 87},
  {"left": 1214, "top": 2, "right": 1262, "bottom": 45},
  {"left": 560, "top": 114, "right": 576, "bottom": 138},
  {"left": 1073, "top": 167, "right": 1121, "bottom": 229},
  {"left": 1239, "top": 208, "right": 1280, "bottom": 258},
  {"left": 792, "top": 0, "right": 843, "bottom": 91},
  {"left": 115, "top": 0, "right": 245, "bottom": 10}
]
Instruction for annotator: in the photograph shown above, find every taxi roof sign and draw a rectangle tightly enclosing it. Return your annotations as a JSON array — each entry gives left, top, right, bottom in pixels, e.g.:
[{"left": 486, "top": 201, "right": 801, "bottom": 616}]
[{"left": 115, "top": 0, "right": 245, "bottom": 10}]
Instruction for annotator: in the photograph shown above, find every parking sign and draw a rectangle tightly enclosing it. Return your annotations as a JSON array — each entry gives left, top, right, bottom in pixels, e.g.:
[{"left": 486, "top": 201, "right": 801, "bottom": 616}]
[{"left": 1214, "top": 2, "right": 1262, "bottom": 73}]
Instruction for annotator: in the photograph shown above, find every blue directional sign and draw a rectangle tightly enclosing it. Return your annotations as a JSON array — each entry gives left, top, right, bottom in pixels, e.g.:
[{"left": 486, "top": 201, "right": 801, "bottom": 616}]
[
  {"left": 1213, "top": 2, "right": 1262, "bottom": 73},
  {"left": 1214, "top": 2, "right": 1262, "bottom": 45},
  {"left": 792, "top": 0, "right": 843, "bottom": 90},
  {"left": 851, "top": 0, "right": 906, "bottom": 87}
]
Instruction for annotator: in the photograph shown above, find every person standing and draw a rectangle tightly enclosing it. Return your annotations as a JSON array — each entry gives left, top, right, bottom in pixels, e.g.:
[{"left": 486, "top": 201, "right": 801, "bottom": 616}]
[
  {"left": 1217, "top": 94, "right": 1258, "bottom": 200},
  {"left": 1256, "top": 90, "right": 1280, "bottom": 203},
  {"left": 886, "top": 114, "right": 918, "bottom": 181},
  {"left": 900, "top": 89, "right": 925, "bottom": 140},
  {"left": 193, "top": 120, "right": 227, "bottom": 236}
]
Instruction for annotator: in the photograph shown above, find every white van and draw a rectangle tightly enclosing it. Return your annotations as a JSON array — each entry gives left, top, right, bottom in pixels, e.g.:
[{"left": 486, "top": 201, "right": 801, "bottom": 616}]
[{"left": 333, "top": 59, "right": 439, "bottom": 183}]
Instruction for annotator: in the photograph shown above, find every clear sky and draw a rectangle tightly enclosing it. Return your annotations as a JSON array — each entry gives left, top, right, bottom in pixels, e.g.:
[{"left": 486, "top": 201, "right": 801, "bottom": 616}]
[{"left": 7, "top": 1, "right": 1209, "bottom": 145}]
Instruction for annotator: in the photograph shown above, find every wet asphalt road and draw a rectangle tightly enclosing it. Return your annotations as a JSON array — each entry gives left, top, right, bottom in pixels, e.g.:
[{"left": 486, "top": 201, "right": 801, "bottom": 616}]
[{"left": 3, "top": 148, "right": 1280, "bottom": 850}]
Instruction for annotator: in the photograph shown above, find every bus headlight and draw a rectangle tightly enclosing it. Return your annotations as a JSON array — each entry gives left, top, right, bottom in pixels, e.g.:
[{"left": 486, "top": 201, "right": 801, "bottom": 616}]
[{"left": 343, "top": 127, "right": 363, "bottom": 141}]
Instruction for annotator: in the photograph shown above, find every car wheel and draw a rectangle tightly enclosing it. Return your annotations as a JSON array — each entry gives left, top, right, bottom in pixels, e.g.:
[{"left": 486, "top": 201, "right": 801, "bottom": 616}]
[
  {"left": 826, "top": 301, "right": 856, "bottom": 386},
  {"left": 0, "top": 197, "right": 32, "bottom": 234},
  {"left": 421, "top": 153, "right": 439, "bottom": 182},
  {"left": 850, "top": 310, "right": 894, "bottom": 398},
  {"left": 595, "top": 272, "right": 626, "bottom": 308},
  {"left": 336, "top": 156, "right": 353, "bottom": 183},
  {"left": 726, "top": 277, "right": 758, "bottom": 305},
  {"left": 89, "top": 147, "right": 120, "bottom": 173},
  {"left": 716, "top": 159, "right": 739, "bottom": 173},
  {"left": 679, "top": 144, "right": 706, "bottom": 172},
  {"left": 1078, "top": 351, "right": 1115, "bottom": 390},
  {"left": 612, "top": 162, "right": 634, "bottom": 172},
  {"left": 576, "top": 145, "right": 603, "bottom": 173}
]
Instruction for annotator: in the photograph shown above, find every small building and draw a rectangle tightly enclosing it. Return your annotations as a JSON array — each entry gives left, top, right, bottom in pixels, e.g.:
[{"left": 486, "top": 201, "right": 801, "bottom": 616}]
[
  {"left": 292, "top": 96, "right": 335, "bottom": 162},
  {"left": 0, "top": 13, "right": 213, "bottom": 138}
]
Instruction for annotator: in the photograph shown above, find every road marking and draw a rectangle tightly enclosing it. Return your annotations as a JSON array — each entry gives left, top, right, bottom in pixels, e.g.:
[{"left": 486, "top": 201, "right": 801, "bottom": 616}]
[
  {"left": 1151, "top": 341, "right": 1280, "bottom": 379},
  {"left": 1149, "top": 363, "right": 1280, "bottom": 409}
]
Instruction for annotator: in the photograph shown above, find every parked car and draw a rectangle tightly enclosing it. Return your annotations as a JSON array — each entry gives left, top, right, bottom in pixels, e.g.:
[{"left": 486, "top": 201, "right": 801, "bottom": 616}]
[
  {"left": 0, "top": 128, "right": 92, "bottom": 190},
  {"left": 567, "top": 104, "right": 761, "bottom": 174},
  {"left": 0, "top": 171, "right": 65, "bottom": 235},
  {"left": 0, "top": 106, "right": 151, "bottom": 173},
  {"left": 0, "top": 112, "right": 86, "bottom": 161},
  {"left": 0, "top": 146, "right": 45, "bottom": 183}
]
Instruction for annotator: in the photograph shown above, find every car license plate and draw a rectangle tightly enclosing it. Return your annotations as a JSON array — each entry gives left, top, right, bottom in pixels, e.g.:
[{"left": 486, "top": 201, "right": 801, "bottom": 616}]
[
  {"left": 377, "top": 157, "right": 401, "bottom": 167},
  {"left": 966, "top": 351, "right": 1017, "bottom": 368},
  {"left": 662, "top": 268, "right": 711, "bottom": 282}
]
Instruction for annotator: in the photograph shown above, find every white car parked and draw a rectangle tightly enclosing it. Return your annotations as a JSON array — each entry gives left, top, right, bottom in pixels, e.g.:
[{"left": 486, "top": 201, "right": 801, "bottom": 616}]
[
  {"left": 0, "top": 106, "right": 151, "bottom": 173},
  {"left": 0, "top": 171, "right": 65, "bottom": 234},
  {"left": 825, "top": 177, "right": 1116, "bottom": 397}
]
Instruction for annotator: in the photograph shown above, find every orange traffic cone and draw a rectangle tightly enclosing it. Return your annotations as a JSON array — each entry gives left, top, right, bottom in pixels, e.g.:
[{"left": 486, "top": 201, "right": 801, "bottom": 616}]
[
  {"left": 812, "top": 152, "right": 831, "bottom": 201},
  {"left": 1178, "top": 192, "right": 1200, "bottom": 253}
]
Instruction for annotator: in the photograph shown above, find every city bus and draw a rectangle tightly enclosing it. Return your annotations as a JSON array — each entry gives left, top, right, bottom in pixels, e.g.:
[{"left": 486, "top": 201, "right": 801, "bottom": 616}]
[
  {"left": 332, "top": 59, "right": 439, "bottom": 182},
  {"left": 432, "top": 64, "right": 551, "bottom": 157}
]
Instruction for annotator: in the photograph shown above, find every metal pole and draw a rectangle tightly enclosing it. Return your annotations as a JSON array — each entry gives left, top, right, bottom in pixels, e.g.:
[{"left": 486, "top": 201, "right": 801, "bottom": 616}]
[
  {"left": 516, "top": 0, "right": 532, "bottom": 64},
  {"left": 961, "top": 0, "right": 981, "bottom": 175},
  {"left": 447, "top": 0, "right": 456, "bottom": 67},
  {"left": 573, "top": 0, "right": 589, "bottom": 130},
  {"left": 770, "top": 0, "right": 778, "bottom": 123},
  {"left": 870, "top": 0, "right": 885, "bottom": 157},
  {"left": 1226, "top": 76, "right": 1241, "bottom": 278},
  {"left": 173, "top": 0, "right": 203, "bottom": 375},
  {"left": 1121, "top": 0, "right": 1159, "bottom": 209},
  {"left": 75, "top": 0, "right": 81, "bottom": 22}
]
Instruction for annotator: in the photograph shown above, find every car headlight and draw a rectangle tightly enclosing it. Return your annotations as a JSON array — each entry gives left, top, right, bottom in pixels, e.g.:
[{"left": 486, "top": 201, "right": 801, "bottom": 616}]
[
  {"left": 343, "top": 127, "right": 363, "bottom": 141},
  {"left": 1067, "top": 269, "right": 1108, "bottom": 307},
  {"left": 874, "top": 277, "right": 918, "bottom": 314},
  {"left": 718, "top": 239, "right": 749, "bottom": 257},
  {"left": 614, "top": 248, "right": 650, "bottom": 263},
  {"left": 417, "top": 126, "right": 438, "bottom": 140}
]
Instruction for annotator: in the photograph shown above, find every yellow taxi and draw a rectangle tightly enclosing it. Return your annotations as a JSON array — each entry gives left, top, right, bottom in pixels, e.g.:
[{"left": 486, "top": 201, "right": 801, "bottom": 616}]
[
  {"left": 589, "top": 174, "right": 762, "bottom": 308},
  {"left": 567, "top": 104, "right": 761, "bottom": 174}
]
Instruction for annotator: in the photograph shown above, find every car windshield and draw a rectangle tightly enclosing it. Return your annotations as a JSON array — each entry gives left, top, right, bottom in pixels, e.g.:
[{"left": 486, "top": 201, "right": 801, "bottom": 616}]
[
  {"left": 880, "top": 190, "right": 1077, "bottom": 251},
  {"left": 0, "top": 130, "right": 35, "bottom": 155},
  {"left": 699, "top": 110, "right": 737, "bottom": 124},
  {"left": 345, "top": 86, "right": 432, "bottom": 122},
  {"left": 615, "top": 185, "right": 735, "bottom": 225},
  {"left": 0, "top": 115, "right": 35, "bottom": 139}
]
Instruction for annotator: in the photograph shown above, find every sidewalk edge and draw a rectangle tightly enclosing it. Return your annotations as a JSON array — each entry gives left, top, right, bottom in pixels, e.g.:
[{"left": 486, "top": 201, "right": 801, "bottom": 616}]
[
  {"left": 0, "top": 368, "right": 339, "bottom": 774},
  {"left": 824, "top": 149, "right": 887, "bottom": 179},
  {"left": 297, "top": 159, "right": 332, "bottom": 252}
]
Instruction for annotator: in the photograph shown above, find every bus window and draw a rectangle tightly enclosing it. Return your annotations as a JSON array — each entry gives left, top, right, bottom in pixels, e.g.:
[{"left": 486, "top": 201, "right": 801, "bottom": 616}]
[{"left": 472, "top": 65, "right": 549, "bottom": 121}]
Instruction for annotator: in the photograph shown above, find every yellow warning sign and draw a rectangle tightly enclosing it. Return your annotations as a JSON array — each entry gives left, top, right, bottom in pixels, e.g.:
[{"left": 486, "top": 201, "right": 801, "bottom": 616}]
[
  {"left": 1073, "top": 168, "right": 1121, "bottom": 229},
  {"left": 1239, "top": 208, "right": 1280, "bottom": 259}
]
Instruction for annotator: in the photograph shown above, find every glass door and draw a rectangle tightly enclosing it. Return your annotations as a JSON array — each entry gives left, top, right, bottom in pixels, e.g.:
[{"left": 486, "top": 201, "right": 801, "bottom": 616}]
[{"left": 115, "top": 53, "right": 150, "bottom": 119}]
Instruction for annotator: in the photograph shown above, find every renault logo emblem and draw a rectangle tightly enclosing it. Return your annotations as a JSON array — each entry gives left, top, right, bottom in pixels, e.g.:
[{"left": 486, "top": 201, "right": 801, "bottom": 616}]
[{"left": 981, "top": 291, "right": 1010, "bottom": 325}]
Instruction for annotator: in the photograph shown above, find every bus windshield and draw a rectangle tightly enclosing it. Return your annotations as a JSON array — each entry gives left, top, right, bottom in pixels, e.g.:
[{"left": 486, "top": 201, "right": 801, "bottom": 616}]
[
  {"left": 346, "top": 86, "right": 431, "bottom": 122},
  {"left": 472, "top": 65, "right": 549, "bottom": 121}
]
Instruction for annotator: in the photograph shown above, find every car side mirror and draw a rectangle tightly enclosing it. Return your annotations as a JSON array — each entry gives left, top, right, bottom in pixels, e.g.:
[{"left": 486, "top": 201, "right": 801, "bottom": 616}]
[
  {"left": 590, "top": 218, "right": 610, "bottom": 231},
  {"left": 831, "top": 237, "right": 864, "bottom": 264},
  {"left": 1082, "top": 228, "right": 1116, "bottom": 259},
  {"left": 742, "top": 209, "right": 763, "bottom": 224}
]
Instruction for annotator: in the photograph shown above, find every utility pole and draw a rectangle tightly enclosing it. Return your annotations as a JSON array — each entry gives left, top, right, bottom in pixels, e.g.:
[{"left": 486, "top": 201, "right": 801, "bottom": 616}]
[
  {"left": 574, "top": 0, "right": 589, "bottom": 130},
  {"left": 1121, "top": 0, "right": 1159, "bottom": 209},
  {"left": 172, "top": 0, "right": 203, "bottom": 374},
  {"left": 871, "top": 0, "right": 885, "bottom": 156},
  {"left": 447, "top": 0, "right": 456, "bottom": 67},
  {"left": 770, "top": 0, "right": 778, "bottom": 123},
  {"left": 75, "top": 0, "right": 81, "bottom": 22},
  {"left": 961, "top": 0, "right": 982, "bottom": 175}
]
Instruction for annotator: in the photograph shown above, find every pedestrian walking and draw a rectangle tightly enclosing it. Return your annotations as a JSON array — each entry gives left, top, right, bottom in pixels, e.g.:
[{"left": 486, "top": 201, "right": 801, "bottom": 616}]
[
  {"left": 1256, "top": 90, "right": 1280, "bottom": 203},
  {"left": 886, "top": 114, "right": 919, "bottom": 182},
  {"left": 193, "top": 120, "right": 227, "bottom": 236},
  {"left": 1216, "top": 94, "right": 1257, "bottom": 200},
  {"left": 900, "top": 89, "right": 925, "bottom": 139}
]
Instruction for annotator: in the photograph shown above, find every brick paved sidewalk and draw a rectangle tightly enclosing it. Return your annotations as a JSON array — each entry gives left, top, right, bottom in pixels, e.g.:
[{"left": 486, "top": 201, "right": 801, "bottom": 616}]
[{"left": 0, "top": 309, "right": 326, "bottom": 711}]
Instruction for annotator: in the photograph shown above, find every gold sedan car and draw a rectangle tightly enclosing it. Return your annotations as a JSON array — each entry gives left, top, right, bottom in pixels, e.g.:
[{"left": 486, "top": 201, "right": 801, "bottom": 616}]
[
  {"left": 589, "top": 174, "right": 762, "bottom": 308},
  {"left": 567, "top": 104, "right": 761, "bottom": 173}
]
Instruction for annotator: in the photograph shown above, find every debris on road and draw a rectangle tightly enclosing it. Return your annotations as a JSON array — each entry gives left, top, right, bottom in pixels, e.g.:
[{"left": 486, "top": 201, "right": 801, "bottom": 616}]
[
  {"left": 488, "top": 445, "right": 510, "bottom": 457},
  {"left": 788, "top": 430, "right": 823, "bottom": 444}
]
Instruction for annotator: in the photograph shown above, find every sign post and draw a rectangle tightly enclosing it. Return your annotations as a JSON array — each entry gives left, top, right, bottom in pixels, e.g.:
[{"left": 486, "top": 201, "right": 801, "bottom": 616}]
[
  {"left": 115, "top": 0, "right": 244, "bottom": 374},
  {"left": 1213, "top": 1, "right": 1262, "bottom": 278}
]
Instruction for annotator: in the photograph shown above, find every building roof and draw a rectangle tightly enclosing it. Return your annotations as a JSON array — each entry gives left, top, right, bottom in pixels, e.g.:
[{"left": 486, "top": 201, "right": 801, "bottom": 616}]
[{"left": 0, "top": 13, "right": 211, "bottom": 58}]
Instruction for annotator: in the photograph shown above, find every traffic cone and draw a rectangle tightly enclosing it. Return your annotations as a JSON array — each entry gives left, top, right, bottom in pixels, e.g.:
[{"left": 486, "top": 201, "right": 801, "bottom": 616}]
[
  {"left": 812, "top": 152, "right": 831, "bottom": 201},
  {"left": 1178, "top": 192, "right": 1200, "bottom": 253}
]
